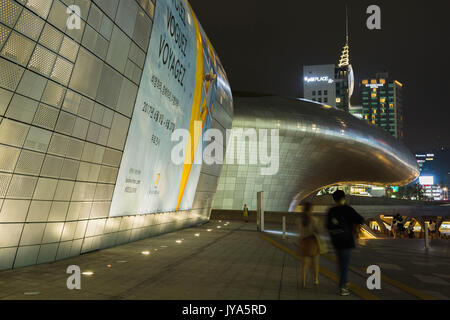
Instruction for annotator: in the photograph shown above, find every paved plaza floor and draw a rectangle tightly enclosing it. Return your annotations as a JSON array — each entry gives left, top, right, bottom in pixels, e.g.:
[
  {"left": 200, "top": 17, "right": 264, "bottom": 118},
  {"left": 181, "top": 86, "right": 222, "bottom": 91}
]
[
  {"left": 0, "top": 219, "right": 448, "bottom": 300},
  {"left": 351, "top": 238, "right": 450, "bottom": 300},
  {"left": 0, "top": 220, "right": 357, "bottom": 300},
  {"left": 265, "top": 221, "right": 450, "bottom": 300}
]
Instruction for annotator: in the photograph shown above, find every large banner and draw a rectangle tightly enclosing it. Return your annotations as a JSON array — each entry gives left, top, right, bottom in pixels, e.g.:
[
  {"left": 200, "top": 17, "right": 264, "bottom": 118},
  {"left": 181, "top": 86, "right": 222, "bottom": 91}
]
[{"left": 110, "top": 0, "right": 217, "bottom": 216}]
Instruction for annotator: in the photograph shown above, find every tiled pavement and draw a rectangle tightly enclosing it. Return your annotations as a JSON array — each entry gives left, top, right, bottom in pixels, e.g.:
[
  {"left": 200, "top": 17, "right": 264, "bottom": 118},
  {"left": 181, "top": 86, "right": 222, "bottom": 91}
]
[
  {"left": 2, "top": 218, "right": 449, "bottom": 300},
  {"left": 264, "top": 220, "right": 450, "bottom": 300},
  {"left": 352, "top": 238, "right": 450, "bottom": 300},
  {"left": 0, "top": 220, "right": 357, "bottom": 300}
]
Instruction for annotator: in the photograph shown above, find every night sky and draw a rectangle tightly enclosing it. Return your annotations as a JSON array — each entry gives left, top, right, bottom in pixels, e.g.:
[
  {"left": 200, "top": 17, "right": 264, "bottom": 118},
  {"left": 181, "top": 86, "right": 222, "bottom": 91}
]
[{"left": 189, "top": 0, "right": 450, "bottom": 152}]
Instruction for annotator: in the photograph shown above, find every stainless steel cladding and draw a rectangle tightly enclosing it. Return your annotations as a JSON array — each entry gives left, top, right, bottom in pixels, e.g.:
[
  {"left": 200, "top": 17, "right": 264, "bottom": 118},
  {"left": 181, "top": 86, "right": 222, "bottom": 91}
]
[{"left": 213, "top": 96, "right": 419, "bottom": 212}]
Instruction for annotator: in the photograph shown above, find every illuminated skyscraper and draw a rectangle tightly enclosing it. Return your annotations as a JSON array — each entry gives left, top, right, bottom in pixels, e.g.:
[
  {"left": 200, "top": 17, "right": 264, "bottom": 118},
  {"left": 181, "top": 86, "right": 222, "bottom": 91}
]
[
  {"left": 303, "top": 7, "right": 354, "bottom": 112},
  {"left": 335, "top": 7, "right": 354, "bottom": 112},
  {"left": 360, "top": 73, "right": 404, "bottom": 139},
  {"left": 303, "top": 64, "right": 336, "bottom": 106}
]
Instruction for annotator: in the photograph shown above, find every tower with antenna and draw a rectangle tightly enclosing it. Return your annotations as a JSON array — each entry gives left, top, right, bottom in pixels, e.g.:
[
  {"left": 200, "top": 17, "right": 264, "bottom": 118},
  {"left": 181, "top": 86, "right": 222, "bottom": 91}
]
[
  {"left": 335, "top": 4, "right": 354, "bottom": 112},
  {"left": 301, "top": 5, "right": 355, "bottom": 113},
  {"left": 338, "top": 5, "right": 350, "bottom": 67}
]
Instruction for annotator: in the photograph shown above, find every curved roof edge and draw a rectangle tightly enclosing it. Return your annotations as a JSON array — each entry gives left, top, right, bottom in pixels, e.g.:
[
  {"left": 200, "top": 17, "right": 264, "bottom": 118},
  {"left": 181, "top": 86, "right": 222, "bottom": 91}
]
[{"left": 213, "top": 96, "right": 419, "bottom": 212}]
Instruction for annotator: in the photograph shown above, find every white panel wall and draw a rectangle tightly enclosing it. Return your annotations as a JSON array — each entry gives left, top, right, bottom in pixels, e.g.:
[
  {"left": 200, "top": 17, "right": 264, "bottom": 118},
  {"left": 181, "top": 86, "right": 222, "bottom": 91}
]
[{"left": 0, "top": 0, "right": 232, "bottom": 270}]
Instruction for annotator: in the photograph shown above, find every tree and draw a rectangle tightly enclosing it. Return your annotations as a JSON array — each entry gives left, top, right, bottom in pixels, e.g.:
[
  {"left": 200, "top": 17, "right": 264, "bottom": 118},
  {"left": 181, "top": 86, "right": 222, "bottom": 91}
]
[
  {"left": 412, "top": 183, "right": 425, "bottom": 201},
  {"left": 397, "top": 186, "right": 406, "bottom": 199},
  {"left": 405, "top": 185, "right": 414, "bottom": 200}
]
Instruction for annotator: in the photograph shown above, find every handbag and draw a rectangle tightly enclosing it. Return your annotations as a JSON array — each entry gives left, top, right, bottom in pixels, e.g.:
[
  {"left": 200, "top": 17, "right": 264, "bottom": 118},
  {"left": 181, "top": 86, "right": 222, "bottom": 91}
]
[{"left": 314, "top": 233, "right": 328, "bottom": 254}]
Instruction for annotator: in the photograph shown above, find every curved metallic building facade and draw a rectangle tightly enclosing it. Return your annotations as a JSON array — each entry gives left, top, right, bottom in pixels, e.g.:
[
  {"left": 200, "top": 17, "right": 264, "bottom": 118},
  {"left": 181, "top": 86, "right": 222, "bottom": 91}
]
[
  {"left": 0, "top": 0, "right": 232, "bottom": 270},
  {"left": 213, "top": 96, "right": 419, "bottom": 212}
]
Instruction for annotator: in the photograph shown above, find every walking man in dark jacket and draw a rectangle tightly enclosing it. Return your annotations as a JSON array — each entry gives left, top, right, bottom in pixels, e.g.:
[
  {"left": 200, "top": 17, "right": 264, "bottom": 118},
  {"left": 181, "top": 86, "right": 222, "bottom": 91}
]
[{"left": 326, "top": 190, "right": 365, "bottom": 296}]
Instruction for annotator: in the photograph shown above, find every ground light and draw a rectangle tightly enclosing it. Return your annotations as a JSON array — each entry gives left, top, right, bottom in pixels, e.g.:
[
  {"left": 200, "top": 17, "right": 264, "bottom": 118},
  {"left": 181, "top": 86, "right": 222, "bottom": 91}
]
[
  {"left": 82, "top": 271, "right": 94, "bottom": 276},
  {"left": 194, "top": 233, "right": 200, "bottom": 237},
  {"left": 264, "top": 230, "right": 298, "bottom": 237},
  {"left": 206, "top": 229, "right": 212, "bottom": 232},
  {"left": 176, "top": 240, "right": 182, "bottom": 243},
  {"left": 141, "top": 251, "right": 150, "bottom": 255}
]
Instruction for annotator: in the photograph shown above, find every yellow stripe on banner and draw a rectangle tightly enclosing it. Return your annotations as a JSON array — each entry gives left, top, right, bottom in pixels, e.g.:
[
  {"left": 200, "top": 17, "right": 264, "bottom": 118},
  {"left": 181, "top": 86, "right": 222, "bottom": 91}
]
[
  {"left": 260, "top": 234, "right": 380, "bottom": 300},
  {"left": 176, "top": 2, "right": 204, "bottom": 210}
]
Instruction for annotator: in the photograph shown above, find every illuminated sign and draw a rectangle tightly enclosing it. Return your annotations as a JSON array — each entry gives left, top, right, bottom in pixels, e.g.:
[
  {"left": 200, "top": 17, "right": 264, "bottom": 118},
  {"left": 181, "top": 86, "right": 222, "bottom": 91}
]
[
  {"left": 110, "top": 0, "right": 219, "bottom": 216},
  {"left": 419, "top": 176, "right": 434, "bottom": 186},
  {"left": 365, "top": 84, "right": 384, "bottom": 89},
  {"left": 304, "top": 76, "right": 334, "bottom": 84}
]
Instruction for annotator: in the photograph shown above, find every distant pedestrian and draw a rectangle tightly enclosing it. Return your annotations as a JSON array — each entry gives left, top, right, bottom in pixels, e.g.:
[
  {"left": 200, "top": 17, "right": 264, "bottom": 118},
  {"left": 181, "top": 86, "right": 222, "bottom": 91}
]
[
  {"left": 326, "top": 190, "right": 365, "bottom": 296},
  {"left": 298, "top": 202, "right": 326, "bottom": 288},
  {"left": 243, "top": 204, "right": 249, "bottom": 223},
  {"left": 429, "top": 220, "right": 437, "bottom": 239},
  {"left": 408, "top": 220, "right": 415, "bottom": 239},
  {"left": 396, "top": 214, "right": 405, "bottom": 238},
  {"left": 391, "top": 217, "right": 398, "bottom": 239},
  {"left": 392, "top": 214, "right": 404, "bottom": 239}
]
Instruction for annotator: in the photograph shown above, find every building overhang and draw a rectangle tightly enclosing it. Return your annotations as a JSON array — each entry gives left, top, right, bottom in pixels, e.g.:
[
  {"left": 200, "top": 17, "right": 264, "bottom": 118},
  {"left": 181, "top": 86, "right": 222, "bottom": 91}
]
[{"left": 213, "top": 96, "right": 419, "bottom": 212}]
